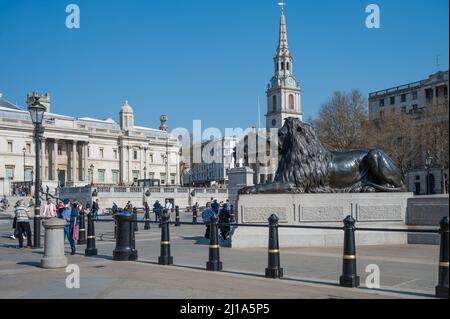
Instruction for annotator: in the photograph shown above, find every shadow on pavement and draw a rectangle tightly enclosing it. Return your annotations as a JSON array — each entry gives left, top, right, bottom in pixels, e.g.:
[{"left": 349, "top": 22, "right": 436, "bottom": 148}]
[{"left": 17, "top": 261, "right": 41, "bottom": 268}]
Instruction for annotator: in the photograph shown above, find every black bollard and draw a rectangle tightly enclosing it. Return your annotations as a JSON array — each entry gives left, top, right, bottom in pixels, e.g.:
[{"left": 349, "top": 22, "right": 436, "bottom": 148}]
[
  {"left": 113, "top": 212, "right": 137, "bottom": 261},
  {"left": 206, "top": 215, "right": 223, "bottom": 271},
  {"left": 133, "top": 208, "right": 139, "bottom": 232},
  {"left": 175, "top": 206, "right": 181, "bottom": 226},
  {"left": 192, "top": 205, "right": 198, "bottom": 223},
  {"left": 77, "top": 210, "right": 86, "bottom": 245},
  {"left": 436, "top": 216, "right": 449, "bottom": 299},
  {"left": 114, "top": 219, "right": 117, "bottom": 239},
  {"left": 265, "top": 214, "right": 283, "bottom": 279},
  {"left": 339, "top": 215, "right": 360, "bottom": 288},
  {"left": 144, "top": 207, "right": 151, "bottom": 230},
  {"left": 85, "top": 212, "right": 98, "bottom": 256},
  {"left": 158, "top": 210, "right": 173, "bottom": 265}
]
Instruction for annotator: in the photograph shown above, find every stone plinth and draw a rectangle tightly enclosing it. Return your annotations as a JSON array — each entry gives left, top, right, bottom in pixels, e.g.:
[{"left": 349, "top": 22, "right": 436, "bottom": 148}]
[
  {"left": 406, "top": 195, "right": 449, "bottom": 245},
  {"left": 230, "top": 192, "right": 414, "bottom": 248},
  {"left": 41, "top": 218, "right": 68, "bottom": 268}
]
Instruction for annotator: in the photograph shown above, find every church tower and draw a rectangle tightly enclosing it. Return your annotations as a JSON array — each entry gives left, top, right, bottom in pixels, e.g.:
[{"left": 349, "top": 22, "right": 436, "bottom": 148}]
[{"left": 266, "top": 3, "right": 302, "bottom": 130}]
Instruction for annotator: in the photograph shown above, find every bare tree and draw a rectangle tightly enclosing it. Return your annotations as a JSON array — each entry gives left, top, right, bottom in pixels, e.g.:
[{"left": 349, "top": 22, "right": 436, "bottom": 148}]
[
  {"left": 313, "top": 90, "right": 368, "bottom": 150},
  {"left": 363, "top": 111, "right": 420, "bottom": 177}
]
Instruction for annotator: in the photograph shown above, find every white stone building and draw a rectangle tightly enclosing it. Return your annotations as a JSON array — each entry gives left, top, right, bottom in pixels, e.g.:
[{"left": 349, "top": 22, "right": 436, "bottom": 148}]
[
  {"left": 0, "top": 93, "right": 181, "bottom": 196},
  {"left": 188, "top": 137, "right": 237, "bottom": 187},
  {"left": 369, "top": 70, "right": 449, "bottom": 120}
]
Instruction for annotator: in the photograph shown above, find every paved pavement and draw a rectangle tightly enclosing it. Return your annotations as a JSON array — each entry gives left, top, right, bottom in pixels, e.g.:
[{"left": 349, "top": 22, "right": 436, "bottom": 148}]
[{"left": 0, "top": 214, "right": 441, "bottom": 299}]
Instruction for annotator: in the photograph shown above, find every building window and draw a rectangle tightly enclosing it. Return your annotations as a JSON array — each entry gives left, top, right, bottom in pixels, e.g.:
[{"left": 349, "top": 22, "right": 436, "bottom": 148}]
[
  {"left": 113, "top": 149, "right": 118, "bottom": 160},
  {"left": 149, "top": 153, "right": 154, "bottom": 163},
  {"left": 133, "top": 150, "right": 138, "bottom": 160},
  {"left": 401, "top": 94, "right": 406, "bottom": 103},
  {"left": 57, "top": 144, "right": 62, "bottom": 155},
  {"left": 390, "top": 96, "right": 395, "bottom": 105},
  {"left": 98, "top": 170, "right": 105, "bottom": 183},
  {"left": 170, "top": 173, "right": 176, "bottom": 185},
  {"left": 132, "top": 170, "right": 139, "bottom": 182},
  {"left": 425, "top": 88, "right": 433, "bottom": 100},
  {"left": 26, "top": 143, "right": 31, "bottom": 154},
  {"left": 272, "top": 119, "right": 276, "bottom": 127},
  {"left": 87, "top": 147, "right": 90, "bottom": 158},
  {"left": 281, "top": 62, "right": 285, "bottom": 70},
  {"left": 148, "top": 173, "right": 154, "bottom": 180},
  {"left": 379, "top": 99, "right": 385, "bottom": 107},
  {"left": 272, "top": 95, "right": 277, "bottom": 111},
  {"left": 99, "top": 148, "right": 104, "bottom": 159},
  {"left": 25, "top": 167, "right": 32, "bottom": 181},
  {"left": 412, "top": 91, "right": 418, "bottom": 100},
  {"left": 7, "top": 141, "right": 13, "bottom": 153},
  {"left": 160, "top": 173, "right": 166, "bottom": 185},
  {"left": 289, "top": 94, "right": 294, "bottom": 110},
  {"left": 112, "top": 170, "right": 119, "bottom": 184},
  {"left": 379, "top": 110, "right": 385, "bottom": 119},
  {"left": 5, "top": 166, "right": 14, "bottom": 179}
]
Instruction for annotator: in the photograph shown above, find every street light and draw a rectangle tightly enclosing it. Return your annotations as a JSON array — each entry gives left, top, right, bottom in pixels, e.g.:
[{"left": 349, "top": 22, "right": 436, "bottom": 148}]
[
  {"left": 27, "top": 92, "right": 46, "bottom": 249},
  {"left": 425, "top": 153, "right": 433, "bottom": 195}
]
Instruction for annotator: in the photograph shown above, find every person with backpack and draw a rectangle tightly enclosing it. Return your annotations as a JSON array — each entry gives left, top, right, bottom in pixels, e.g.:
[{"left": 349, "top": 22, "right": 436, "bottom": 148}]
[
  {"left": 218, "top": 206, "right": 231, "bottom": 240},
  {"left": 59, "top": 199, "right": 79, "bottom": 255},
  {"left": 202, "top": 202, "right": 217, "bottom": 239},
  {"left": 153, "top": 200, "right": 162, "bottom": 224}
]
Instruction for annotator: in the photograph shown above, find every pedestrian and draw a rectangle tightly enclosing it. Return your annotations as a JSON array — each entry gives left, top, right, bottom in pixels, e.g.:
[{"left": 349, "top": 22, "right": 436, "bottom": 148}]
[
  {"left": 59, "top": 199, "right": 79, "bottom": 255},
  {"left": 153, "top": 200, "right": 162, "bottom": 223},
  {"left": 14, "top": 200, "right": 32, "bottom": 248},
  {"left": 92, "top": 199, "right": 100, "bottom": 221},
  {"left": 201, "top": 202, "right": 216, "bottom": 240},
  {"left": 164, "top": 199, "right": 173, "bottom": 222},
  {"left": 43, "top": 198, "right": 57, "bottom": 219},
  {"left": 218, "top": 206, "right": 231, "bottom": 240},
  {"left": 211, "top": 199, "right": 220, "bottom": 214},
  {"left": 9, "top": 200, "right": 20, "bottom": 240}
]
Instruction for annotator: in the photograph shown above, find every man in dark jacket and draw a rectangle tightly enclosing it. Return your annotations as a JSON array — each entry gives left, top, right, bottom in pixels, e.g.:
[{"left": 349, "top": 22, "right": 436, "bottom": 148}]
[{"left": 60, "top": 199, "right": 79, "bottom": 255}]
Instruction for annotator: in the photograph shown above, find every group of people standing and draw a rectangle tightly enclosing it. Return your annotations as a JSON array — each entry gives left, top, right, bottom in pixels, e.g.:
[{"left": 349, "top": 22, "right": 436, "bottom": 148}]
[
  {"left": 202, "top": 199, "right": 233, "bottom": 240},
  {"left": 10, "top": 197, "right": 96, "bottom": 255}
]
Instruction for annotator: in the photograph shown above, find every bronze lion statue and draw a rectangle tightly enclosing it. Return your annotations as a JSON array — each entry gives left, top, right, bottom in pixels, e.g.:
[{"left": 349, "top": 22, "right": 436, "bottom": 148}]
[{"left": 239, "top": 117, "right": 406, "bottom": 194}]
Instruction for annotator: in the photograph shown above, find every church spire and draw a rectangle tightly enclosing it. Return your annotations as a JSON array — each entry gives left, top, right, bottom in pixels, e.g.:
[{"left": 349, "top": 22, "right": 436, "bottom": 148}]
[{"left": 277, "top": 6, "right": 289, "bottom": 54}]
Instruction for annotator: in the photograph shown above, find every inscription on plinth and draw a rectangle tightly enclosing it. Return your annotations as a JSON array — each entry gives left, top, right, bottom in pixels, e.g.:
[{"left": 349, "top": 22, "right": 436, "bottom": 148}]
[
  {"left": 300, "top": 206, "right": 344, "bottom": 222},
  {"left": 357, "top": 205, "right": 402, "bottom": 221},
  {"left": 242, "top": 206, "right": 288, "bottom": 223}
]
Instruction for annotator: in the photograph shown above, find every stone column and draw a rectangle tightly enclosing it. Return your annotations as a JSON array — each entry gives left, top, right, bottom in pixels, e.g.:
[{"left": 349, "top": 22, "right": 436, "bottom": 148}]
[
  {"left": 72, "top": 141, "right": 77, "bottom": 182},
  {"left": 41, "top": 218, "right": 68, "bottom": 268},
  {"left": 53, "top": 139, "right": 59, "bottom": 181},
  {"left": 83, "top": 143, "right": 88, "bottom": 181},
  {"left": 41, "top": 138, "right": 46, "bottom": 181}
]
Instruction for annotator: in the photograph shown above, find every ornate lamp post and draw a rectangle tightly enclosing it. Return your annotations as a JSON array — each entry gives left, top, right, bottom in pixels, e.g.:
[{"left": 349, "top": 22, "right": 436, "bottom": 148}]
[
  {"left": 27, "top": 92, "right": 46, "bottom": 248},
  {"left": 426, "top": 153, "right": 433, "bottom": 195}
]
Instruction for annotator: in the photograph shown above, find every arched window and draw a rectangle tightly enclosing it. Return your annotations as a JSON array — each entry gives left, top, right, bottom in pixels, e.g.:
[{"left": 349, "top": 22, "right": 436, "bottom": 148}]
[
  {"left": 272, "top": 95, "right": 277, "bottom": 111},
  {"left": 289, "top": 94, "right": 294, "bottom": 110},
  {"left": 281, "top": 62, "right": 285, "bottom": 70},
  {"left": 287, "top": 62, "right": 290, "bottom": 71}
]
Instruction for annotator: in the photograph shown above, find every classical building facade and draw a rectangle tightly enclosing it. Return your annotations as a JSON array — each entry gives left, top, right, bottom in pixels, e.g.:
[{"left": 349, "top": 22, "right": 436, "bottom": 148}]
[
  {"left": 0, "top": 93, "right": 181, "bottom": 195},
  {"left": 369, "top": 70, "right": 449, "bottom": 120}
]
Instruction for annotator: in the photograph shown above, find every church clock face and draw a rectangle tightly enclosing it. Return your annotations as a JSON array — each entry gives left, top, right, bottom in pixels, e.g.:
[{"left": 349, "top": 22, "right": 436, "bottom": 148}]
[{"left": 287, "top": 77, "right": 295, "bottom": 86}]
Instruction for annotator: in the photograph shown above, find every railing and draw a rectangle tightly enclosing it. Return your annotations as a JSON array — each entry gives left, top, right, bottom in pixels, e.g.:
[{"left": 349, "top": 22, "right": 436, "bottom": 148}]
[{"left": 87, "top": 210, "right": 449, "bottom": 299}]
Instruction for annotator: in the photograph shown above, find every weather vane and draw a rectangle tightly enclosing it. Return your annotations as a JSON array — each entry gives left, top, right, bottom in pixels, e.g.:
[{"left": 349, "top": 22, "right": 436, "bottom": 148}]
[{"left": 278, "top": 0, "right": 286, "bottom": 13}]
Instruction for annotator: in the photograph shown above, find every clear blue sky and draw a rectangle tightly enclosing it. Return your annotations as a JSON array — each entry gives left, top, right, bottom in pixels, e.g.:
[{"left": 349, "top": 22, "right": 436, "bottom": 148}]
[{"left": 1, "top": 0, "right": 448, "bottom": 132}]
